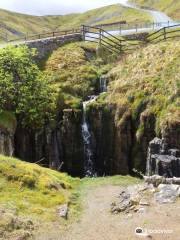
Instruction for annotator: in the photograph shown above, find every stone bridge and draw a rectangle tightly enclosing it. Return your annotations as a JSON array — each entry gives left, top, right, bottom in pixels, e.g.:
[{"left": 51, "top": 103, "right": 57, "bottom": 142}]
[
  {"left": 26, "top": 33, "right": 82, "bottom": 61},
  {"left": 0, "top": 32, "right": 82, "bottom": 61}
]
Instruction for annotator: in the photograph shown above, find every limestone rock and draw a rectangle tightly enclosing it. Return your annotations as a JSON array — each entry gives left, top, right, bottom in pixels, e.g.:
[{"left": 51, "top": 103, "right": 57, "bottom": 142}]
[
  {"left": 146, "top": 137, "right": 180, "bottom": 177},
  {"left": 155, "top": 184, "right": 180, "bottom": 204},
  {"left": 57, "top": 204, "right": 68, "bottom": 219}
]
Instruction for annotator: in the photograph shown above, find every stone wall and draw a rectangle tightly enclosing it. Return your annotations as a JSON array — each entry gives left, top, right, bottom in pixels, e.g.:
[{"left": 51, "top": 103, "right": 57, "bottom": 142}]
[{"left": 26, "top": 33, "right": 82, "bottom": 61}]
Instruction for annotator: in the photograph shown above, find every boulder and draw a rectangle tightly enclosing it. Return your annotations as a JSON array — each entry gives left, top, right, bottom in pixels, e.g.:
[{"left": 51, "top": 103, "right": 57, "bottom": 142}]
[
  {"left": 155, "top": 184, "right": 180, "bottom": 204},
  {"left": 146, "top": 138, "right": 180, "bottom": 177},
  {"left": 57, "top": 204, "right": 68, "bottom": 219}
]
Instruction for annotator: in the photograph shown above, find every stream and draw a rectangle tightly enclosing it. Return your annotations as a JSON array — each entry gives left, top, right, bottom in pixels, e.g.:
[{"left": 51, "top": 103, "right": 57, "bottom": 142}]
[{"left": 82, "top": 76, "right": 107, "bottom": 176}]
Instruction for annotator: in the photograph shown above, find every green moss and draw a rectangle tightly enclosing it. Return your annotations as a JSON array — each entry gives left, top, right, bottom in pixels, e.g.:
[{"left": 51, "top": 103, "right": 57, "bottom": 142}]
[
  {"left": 0, "top": 155, "right": 80, "bottom": 220},
  {"left": 45, "top": 42, "right": 113, "bottom": 110}
]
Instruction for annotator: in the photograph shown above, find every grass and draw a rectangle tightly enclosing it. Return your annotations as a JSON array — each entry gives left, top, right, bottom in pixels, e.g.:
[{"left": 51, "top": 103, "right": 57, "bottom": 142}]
[
  {"left": 0, "top": 154, "right": 141, "bottom": 239},
  {"left": 0, "top": 155, "right": 79, "bottom": 220},
  {"left": 0, "top": 4, "right": 152, "bottom": 42},
  {"left": 131, "top": 0, "right": 180, "bottom": 20},
  {"left": 105, "top": 39, "right": 180, "bottom": 133},
  {"left": 44, "top": 42, "right": 114, "bottom": 110}
]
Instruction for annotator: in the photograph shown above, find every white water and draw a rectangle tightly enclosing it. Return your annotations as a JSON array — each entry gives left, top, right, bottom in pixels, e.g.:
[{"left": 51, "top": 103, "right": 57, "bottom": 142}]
[
  {"left": 82, "top": 78, "right": 108, "bottom": 176},
  {"left": 100, "top": 75, "right": 107, "bottom": 93},
  {"left": 82, "top": 96, "right": 98, "bottom": 177}
]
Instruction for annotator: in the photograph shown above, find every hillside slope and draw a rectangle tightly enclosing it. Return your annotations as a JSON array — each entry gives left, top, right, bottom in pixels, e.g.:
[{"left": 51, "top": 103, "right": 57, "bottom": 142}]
[
  {"left": 130, "top": 0, "right": 180, "bottom": 20},
  {"left": 0, "top": 154, "right": 79, "bottom": 239},
  {"left": 89, "top": 39, "right": 180, "bottom": 171},
  {"left": 0, "top": 4, "right": 151, "bottom": 41}
]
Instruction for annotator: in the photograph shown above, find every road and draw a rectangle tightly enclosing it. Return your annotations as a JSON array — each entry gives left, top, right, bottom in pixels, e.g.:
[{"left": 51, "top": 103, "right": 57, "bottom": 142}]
[{"left": 120, "top": 0, "right": 172, "bottom": 22}]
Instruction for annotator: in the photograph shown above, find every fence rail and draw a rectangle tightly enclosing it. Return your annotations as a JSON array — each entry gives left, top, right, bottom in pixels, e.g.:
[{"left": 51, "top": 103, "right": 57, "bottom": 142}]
[
  {"left": 83, "top": 23, "right": 180, "bottom": 54},
  {"left": 146, "top": 23, "right": 180, "bottom": 44},
  {"left": 2, "top": 28, "right": 81, "bottom": 43},
  {"left": 0, "top": 21, "right": 180, "bottom": 54}
]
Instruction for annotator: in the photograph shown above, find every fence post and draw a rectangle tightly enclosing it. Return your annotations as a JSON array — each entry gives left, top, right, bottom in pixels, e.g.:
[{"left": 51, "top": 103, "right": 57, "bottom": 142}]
[
  {"left": 82, "top": 25, "right": 85, "bottom": 41},
  {"left": 136, "top": 24, "right": 138, "bottom": 33},
  {"left": 5, "top": 32, "right": 8, "bottom": 42},
  {"left": 119, "top": 39, "right": 122, "bottom": 53},
  {"left": 120, "top": 24, "right": 122, "bottom": 35},
  {"left": 99, "top": 28, "right": 102, "bottom": 47},
  {"left": 163, "top": 27, "right": 166, "bottom": 40}
]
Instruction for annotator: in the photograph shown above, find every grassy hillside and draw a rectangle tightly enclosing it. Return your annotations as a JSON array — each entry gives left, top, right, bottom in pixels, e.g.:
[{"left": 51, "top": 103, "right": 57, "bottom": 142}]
[
  {"left": 106, "top": 39, "right": 180, "bottom": 134},
  {"left": 130, "top": 0, "right": 180, "bottom": 20},
  {"left": 0, "top": 4, "right": 152, "bottom": 41},
  {"left": 0, "top": 154, "right": 79, "bottom": 239},
  {"left": 44, "top": 42, "right": 113, "bottom": 110}
]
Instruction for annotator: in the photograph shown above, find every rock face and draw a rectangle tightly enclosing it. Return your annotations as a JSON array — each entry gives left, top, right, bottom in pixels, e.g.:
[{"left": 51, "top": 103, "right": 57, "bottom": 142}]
[
  {"left": 0, "top": 129, "right": 15, "bottom": 156},
  {"left": 14, "top": 109, "right": 84, "bottom": 177},
  {"left": 146, "top": 137, "right": 180, "bottom": 177},
  {"left": 88, "top": 105, "right": 130, "bottom": 176}
]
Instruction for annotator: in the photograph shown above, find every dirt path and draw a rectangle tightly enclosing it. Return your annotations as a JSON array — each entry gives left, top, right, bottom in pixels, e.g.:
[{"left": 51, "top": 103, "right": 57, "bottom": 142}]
[{"left": 37, "top": 183, "right": 180, "bottom": 240}]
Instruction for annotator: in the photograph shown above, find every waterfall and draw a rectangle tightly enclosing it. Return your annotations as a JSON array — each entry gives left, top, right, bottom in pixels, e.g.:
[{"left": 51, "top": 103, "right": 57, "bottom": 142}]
[
  {"left": 81, "top": 75, "right": 108, "bottom": 177},
  {"left": 100, "top": 75, "right": 107, "bottom": 93},
  {"left": 82, "top": 96, "right": 98, "bottom": 177}
]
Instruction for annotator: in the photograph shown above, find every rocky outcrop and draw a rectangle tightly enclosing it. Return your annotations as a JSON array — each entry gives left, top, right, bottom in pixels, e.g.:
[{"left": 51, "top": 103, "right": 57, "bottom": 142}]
[
  {"left": 132, "top": 110, "right": 156, "bottom": 172},
  {"left": 14, "top": 109, "right": 84, "bottom": 177},
  {"left": 146, "top": 137, "right": 180, "bottom": 177},
  {"left": 0, "top": 129, "right": 15, "bottom": 156},
  {"left": 88, "top": 104, "right": 131, "bottom": 175},
  {"left": 60, "top": 109, "right": 84, "bottom": 176}
]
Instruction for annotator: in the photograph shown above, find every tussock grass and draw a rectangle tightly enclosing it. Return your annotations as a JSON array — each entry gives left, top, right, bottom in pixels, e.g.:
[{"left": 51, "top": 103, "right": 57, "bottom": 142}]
[
  {"left": 0, "top": 155, "right": 79, "bottom": 220},
  {"left": 103, "top": 39, "right": 179, "bottom": 134}
]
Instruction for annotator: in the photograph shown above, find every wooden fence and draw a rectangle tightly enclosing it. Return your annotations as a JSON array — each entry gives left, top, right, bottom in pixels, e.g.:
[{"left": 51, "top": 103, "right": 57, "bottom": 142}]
[{"left": 83, "top": 23, "right": 180, "bottom": 54}]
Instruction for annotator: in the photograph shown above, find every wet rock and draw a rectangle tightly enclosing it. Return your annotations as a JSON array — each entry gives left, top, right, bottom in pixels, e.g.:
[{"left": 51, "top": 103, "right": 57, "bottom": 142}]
[
  {"left": 155, "top": 184, "right": 180, "bottom": 204},
  {"left": 57, "top": 204, "right": 68, "bottom": 219}
]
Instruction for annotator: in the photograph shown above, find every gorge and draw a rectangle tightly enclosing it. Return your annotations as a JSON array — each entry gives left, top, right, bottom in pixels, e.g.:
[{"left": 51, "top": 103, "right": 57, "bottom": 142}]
[{"left": 0, "top": 36, "right": 179, "bottom": 180}]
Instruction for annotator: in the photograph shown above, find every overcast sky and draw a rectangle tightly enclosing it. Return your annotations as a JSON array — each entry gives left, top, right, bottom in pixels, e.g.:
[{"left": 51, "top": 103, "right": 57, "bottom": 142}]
[{"left": 0, "top": 0, "right": 129, "bottom": 15}]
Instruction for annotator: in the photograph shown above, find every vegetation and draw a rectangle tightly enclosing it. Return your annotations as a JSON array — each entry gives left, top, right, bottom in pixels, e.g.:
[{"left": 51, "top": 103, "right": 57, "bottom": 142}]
[
  {"left": 0, "top": 154, "right": 79, "bottom": 239},
  {"left": 0, "top": 4, "right": 152, "bottom": 41},
  {"left": 44, "top": 42, "right": 113, "bottom": 110},
  {"left": 131, "top": 0, "right": 180, "bottom": 20},
  {"left": 0, "top": 45, "right": 55, "bottom": 129},
  {"left": 106, "top": 39, "right": 180, "bottom": 135}
]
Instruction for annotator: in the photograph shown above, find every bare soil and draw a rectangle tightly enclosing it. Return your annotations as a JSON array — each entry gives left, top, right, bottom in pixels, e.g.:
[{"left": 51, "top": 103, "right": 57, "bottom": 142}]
[{"left": 36, "top": 184, "right": 180, "bottom": 240}]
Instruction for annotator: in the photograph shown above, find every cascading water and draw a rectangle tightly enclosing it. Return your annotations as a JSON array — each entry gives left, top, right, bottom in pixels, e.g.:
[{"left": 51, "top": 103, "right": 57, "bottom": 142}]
[
  {"left": 82, "top": 96, "right": 98, "bottom": 177},
  {"left": 81, "top": 75, "right": 108, "bottom": 177},
  {"left": 100, "top": 75, "right": 107, "bottom": 93}
]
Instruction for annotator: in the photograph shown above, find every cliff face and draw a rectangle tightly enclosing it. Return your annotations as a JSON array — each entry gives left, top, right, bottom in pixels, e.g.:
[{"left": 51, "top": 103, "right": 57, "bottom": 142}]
[
  {"left": 14, "top": 109, "right": 84, "bottom": 177},
  {"left": 88, "top": 105, "right": 131, "bottom": 175},
  {"left": 0, "top": 112, "right": 17, "bottom": 157},
  {"left": 0, "top": 129, "right": 14, "bottom": 156}
]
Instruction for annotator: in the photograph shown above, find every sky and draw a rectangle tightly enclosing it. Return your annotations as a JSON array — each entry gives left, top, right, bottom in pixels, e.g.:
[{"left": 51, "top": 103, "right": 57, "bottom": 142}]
[{"left": 0, "top": 0, "right": 128, "bottom": 15}]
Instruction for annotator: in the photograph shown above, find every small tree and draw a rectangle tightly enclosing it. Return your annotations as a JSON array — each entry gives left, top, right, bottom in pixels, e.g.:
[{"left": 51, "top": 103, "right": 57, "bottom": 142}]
[{"left": 0, "top": 45, "right": 55, "bottom": 129}]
